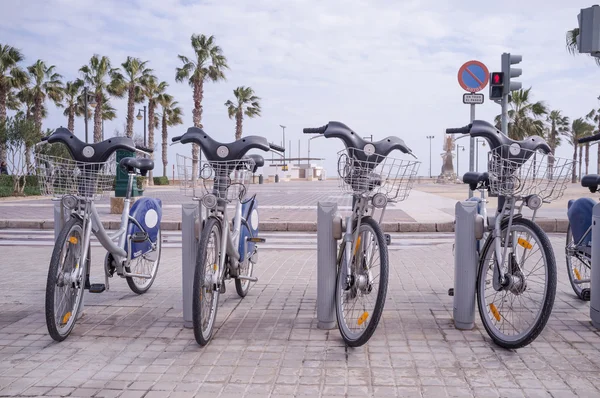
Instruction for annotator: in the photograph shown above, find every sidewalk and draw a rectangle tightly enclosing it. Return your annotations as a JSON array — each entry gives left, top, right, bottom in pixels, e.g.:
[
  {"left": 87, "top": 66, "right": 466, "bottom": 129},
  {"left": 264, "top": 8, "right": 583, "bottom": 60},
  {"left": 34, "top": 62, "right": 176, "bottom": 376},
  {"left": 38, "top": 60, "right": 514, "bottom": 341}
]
[{"left": 0, "top": 180, "right": 580, "bottom": 233}]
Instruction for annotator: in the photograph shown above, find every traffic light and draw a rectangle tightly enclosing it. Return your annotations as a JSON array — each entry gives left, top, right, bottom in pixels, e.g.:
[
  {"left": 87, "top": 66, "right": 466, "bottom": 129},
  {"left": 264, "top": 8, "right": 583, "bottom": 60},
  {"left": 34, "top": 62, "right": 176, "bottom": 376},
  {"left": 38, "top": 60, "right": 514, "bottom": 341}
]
[
  {"left": 501, "top": 53, "right": 522, "bottom": 95},
  {"left": 489, "top": 72, "right": 504, "bottom": 100}
]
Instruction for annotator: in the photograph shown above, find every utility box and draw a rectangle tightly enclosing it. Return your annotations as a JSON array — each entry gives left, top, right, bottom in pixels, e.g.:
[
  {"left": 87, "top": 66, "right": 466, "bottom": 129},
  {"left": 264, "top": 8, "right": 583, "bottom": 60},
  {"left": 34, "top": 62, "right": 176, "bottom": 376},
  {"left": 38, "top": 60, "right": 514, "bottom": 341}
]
[{"left": 578, "top": 5, "right": 600, "bottom": 55}]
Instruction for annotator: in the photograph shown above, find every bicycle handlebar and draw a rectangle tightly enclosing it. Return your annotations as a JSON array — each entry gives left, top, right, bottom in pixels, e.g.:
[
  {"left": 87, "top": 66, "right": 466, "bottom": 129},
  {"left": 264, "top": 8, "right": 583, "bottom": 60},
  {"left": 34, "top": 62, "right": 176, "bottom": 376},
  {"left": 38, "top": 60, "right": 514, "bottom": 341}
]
[
  {"left": 579, "top": 133, "right": 600, "bottom": 144},
  {"left": 171, "top": 135, "right": 182, "bottom": 143},
  {"left": 303, "top": 125, "right": 327, "bottom": 134},
  {"left": 445, "top": 125, "right": 472, "bottom": 135},
  {"left": 269, "top": 143, "right": 285, "bottom": 152},
  {"left": 135, "top": 145, "right": 154, "bottom": 155}
]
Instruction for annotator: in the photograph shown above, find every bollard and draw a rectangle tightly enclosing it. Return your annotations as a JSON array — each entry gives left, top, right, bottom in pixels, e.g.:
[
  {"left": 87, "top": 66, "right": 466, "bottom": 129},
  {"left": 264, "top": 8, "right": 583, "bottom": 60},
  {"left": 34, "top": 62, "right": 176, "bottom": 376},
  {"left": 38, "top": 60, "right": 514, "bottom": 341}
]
[
  {"left": 259, "top": 174, "right": 263, "bottom": 184},
  {"left": 317, "top": 202, "right": 338, "bottom": 329},
  {"left": 591, "top": 203, "right": 600, "bottom": 328},
  {"left": 275, "top": 174, "right": 279, "bottom": 183},
  {"left": 181, "top": 203, "right": 201, "bottom": 328},
  {"left": 453, "top": 201, "right": 480, "bottom": 330}
]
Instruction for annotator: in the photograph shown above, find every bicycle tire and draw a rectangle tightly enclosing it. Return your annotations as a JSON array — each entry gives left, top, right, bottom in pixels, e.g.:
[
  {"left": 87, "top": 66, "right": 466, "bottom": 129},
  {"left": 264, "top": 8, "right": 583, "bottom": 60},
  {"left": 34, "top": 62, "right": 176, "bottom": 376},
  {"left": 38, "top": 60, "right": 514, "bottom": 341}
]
[
  {"left": 477, "top": 217, "right": 556, "bottom": 349},
  {"left": 45, "top": 217, "right": 87, "bottom": 342},
  {"left": 335, "top": 216, "right": 388, "bottom": 347},
  {"left": 126, "top": 229, "right": 162, "bottom": 294},
  {"left": 235, "top": 219, "right": 255, "bottom": 298},
  {"left": 565, "top": 223, "right": 591, "bottom": 300},
  {"left": 193, "top": 217, "right": 221, "bottom": 346}
]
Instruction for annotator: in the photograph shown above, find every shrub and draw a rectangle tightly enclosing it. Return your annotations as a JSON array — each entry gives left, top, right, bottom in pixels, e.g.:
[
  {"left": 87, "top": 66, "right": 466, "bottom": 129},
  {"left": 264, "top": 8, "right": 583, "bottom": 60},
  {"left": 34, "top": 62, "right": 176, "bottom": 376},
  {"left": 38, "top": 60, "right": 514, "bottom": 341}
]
[
  {"left": 137, "top": 176, "right": 146, "bottom": 190},
  {"left": 153, "top": 176, "right": 169, "bottom": 185}
]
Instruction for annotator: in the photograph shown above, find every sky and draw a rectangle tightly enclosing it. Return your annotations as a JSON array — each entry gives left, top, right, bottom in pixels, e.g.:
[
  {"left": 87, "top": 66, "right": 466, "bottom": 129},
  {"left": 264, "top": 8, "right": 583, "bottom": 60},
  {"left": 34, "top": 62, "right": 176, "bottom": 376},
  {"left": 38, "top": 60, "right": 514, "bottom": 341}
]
[{"left": 1, "top": 0, "right": 600, "bottom": 178}]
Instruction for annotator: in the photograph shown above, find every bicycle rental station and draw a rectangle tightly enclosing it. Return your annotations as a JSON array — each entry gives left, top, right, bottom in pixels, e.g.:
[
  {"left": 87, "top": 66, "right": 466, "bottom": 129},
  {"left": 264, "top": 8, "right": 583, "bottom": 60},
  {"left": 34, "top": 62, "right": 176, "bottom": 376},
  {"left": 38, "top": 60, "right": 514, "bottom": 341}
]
[{"left": 36, "top": 36, "right": 600, "bottom": 350}]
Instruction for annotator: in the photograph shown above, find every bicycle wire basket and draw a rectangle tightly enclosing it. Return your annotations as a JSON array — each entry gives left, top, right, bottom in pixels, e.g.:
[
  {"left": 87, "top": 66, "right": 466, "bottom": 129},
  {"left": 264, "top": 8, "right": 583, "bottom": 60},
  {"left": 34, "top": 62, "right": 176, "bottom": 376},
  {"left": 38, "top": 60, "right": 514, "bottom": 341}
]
[
  {"left": 176, "top": 154, "right": 255, "bottom": 201},
  {"left": 34, "top": 153, "right": 117, "bottom": 199},
  {"left": 337, "top": 148, "right": 420, "bottom": 201},
  {"left": 487, "top": 144, "right": 573, "bottom": 202}
]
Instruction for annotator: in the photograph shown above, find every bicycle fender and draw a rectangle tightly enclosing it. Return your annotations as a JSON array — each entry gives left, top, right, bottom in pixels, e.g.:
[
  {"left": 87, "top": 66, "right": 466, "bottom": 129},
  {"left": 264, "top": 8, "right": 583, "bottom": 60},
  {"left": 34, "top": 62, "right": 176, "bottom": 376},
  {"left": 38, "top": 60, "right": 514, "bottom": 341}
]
[{"left": 126, "top": 197, "right": 162, "bottom": 259}]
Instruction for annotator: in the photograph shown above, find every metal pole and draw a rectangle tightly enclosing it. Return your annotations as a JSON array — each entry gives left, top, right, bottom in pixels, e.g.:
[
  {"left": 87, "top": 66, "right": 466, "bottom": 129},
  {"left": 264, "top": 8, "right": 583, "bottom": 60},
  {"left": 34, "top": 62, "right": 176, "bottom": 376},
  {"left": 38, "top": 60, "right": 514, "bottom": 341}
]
[
  {"left": 317, "top": 202, "right": 338, "bottom": 329},
  {"left": 84, "top": 87, "right": 88, "bottom": 143},
  {"left": 429, "top": 138, "right": 432, "bottom": 178},
  {"left": 591, "top": 202, "right": 600, "bottom": 328},
  {"left": 475, "top": 140, "right": 479, "bottom": 172},
  {"left": 143, "top": 105, "right": 147, "bottom": 147},
  {"left": 182, "top": 203, "right": 199, "bottom": 328},
  {"left": 469, "top": 104, "right": 475, "bottom": 198},
  {"left": 501, "top": 94, "right": 509, "bottom": 135}
]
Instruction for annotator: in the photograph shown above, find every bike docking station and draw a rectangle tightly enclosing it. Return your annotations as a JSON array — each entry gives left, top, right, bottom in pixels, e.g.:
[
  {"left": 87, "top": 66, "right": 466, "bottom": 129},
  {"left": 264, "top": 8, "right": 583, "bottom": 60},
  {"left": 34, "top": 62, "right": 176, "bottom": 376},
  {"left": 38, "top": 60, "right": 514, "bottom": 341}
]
[
  {"left": 316, "top": 202, "right": 343, "bottom": 330},
  {"left": 181, "top": 201, "right": 205, "bottom": 328},
  {"left": 591, "top": 204, "right": 600, "bottom": 328}
]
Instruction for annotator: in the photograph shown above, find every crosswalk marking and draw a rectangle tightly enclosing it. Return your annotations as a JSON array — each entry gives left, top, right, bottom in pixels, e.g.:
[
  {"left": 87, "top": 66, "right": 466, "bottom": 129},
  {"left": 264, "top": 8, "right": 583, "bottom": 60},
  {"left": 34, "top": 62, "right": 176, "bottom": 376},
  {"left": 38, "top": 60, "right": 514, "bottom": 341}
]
[{"left": 0, "top": 229, "right": 454, "bottom": 250}]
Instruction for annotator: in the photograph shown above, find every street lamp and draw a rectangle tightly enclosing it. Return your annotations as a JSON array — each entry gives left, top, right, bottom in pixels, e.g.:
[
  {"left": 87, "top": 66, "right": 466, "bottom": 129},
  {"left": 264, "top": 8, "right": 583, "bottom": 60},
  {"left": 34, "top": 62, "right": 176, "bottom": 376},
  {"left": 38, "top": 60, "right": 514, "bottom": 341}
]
[
  {"left": 456, "top": 144, "right": 465, "bottom": 179},
  {"left": 137, "top": 106, "right": 147, "bottom": 146},
  {"left": 83, "top": 87, "right": 96, "bottom": 143},
  {"left": 426, "top": 135, "right": 434, "bottom": 178},
  {"left": 307, "top": 135, "right": 322, "bottom": 166},
  {"left": 475, "top": 139, "right": 486, "bottom": 172},
  {"left": 279, "top": 125, "right": 286, "bottom": 165}
]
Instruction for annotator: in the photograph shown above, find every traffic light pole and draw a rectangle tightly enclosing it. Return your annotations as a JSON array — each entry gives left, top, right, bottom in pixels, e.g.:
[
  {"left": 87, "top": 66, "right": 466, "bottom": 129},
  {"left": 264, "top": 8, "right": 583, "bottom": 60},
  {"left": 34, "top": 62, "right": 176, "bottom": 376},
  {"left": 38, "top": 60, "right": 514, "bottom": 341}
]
[
  {"left": 468, "top": 104, "right": 476, "bottom": 198},
  {"left": 501, "top": 95, "right": 509, "bottom": 135}
]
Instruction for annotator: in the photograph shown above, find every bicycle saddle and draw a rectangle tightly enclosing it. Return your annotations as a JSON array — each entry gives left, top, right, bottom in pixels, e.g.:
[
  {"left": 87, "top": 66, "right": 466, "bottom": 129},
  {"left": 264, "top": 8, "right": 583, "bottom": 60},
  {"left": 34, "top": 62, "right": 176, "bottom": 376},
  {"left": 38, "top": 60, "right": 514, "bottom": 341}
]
[
  {"left": 582, "top": 174, "right": 600, "bottom": 193},
  {"left": 43, "top": 128, "right": 141, "bottom": 163},
  {"left": 172, "top": 127, "right": 271, "bottom": 162},
  {"left": 304, "top": 121, "right": 414, "bottom": 162},
  {"left": 463, "top": 171, "right": 489, "bottom": 191},
  {"left": 120, "top": 157, "right": 154, "bottom": 176},
  {"left": 237, "top": 154, "right": 264, "bottom": 173}
]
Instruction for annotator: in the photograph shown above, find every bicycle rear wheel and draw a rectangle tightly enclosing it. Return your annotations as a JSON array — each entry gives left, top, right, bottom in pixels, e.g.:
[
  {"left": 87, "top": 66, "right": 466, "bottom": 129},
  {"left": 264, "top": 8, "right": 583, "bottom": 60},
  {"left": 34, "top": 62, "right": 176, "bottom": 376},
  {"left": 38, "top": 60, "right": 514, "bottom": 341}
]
[
  {"left": 45, "top": 217, "right": 87, "bottom": 342},
  {"left": 335, "top": 216, "right": 388, "bottom": 347},
  {"left": 477, "top": 217, "right": 556, "bottom": 349},
  {"left": 565, "top": 223, "right": 591, "bottom": 300},
  {"left": 193, "top": 217, "right": 221, "bottom": 346}
]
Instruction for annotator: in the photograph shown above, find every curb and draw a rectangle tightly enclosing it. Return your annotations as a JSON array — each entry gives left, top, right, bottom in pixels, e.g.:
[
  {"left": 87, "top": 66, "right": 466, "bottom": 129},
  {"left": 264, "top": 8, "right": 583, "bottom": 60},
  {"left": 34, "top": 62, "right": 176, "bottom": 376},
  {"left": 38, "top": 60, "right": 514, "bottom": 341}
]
[{"left": 0, "top": 218, "right": 570, "bottom": 233}]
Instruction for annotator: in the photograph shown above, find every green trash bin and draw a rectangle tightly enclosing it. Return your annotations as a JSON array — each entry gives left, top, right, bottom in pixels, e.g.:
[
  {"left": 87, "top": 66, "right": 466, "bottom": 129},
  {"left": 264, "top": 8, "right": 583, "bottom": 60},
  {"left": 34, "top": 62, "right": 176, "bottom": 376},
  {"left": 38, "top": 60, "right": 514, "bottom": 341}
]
[
  {"left": 275, "top": 174, "right": 279, "bottom": 183},
  {"left": 115, "top": 150, "right": 143, "bottom": 197},
  {"left": 259, "top": 174, "right": 263, "bottom": 184}
]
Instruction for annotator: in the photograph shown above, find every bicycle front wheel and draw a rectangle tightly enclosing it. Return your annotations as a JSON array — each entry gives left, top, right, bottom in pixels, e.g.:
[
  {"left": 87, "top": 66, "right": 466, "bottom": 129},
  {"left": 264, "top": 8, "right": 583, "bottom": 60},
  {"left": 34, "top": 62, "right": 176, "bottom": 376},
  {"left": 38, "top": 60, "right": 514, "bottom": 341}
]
[
  {"left": 45, "top": 217, "right": 87, "bottom": 342},
  {"left": 477, "top": 217, "right": 556, "bottom": 349},
  {"left": 193, "top": 217, "right": 221, "bottom": 346},
  {"left": 126, "top": 229, "right": 162, "bottom": 294},
  {"left": 565, "top": 223, "right": 591, "bottom": 300},
  {"left": 335, "top": 216, "right": 388, "bottom": 347}
]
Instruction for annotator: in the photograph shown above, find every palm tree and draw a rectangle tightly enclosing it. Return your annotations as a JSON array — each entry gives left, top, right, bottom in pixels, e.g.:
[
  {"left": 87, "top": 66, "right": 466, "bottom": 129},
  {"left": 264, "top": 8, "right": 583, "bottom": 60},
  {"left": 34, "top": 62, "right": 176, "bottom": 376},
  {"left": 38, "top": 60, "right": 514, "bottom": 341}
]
[
  {"left": 140, "top": 76, "right": 168, "bottom": 185},
  {"left": 565, "top": 118, "right": 595, "bottom": 183},
  {"left": 79, "top": 55, "right": 120, "bottom": 143},
  {"left": 27, "top": 60, "right": 64, "bottom": 135},
  {"left": 62, "top": 80, "right": 84, "bottom": 133},
  {"left": 586, "top": 109, "right": 600, "bottom": 173},
  {"left": 225, "top": 86, "right": 261, "bottom": 140},
  {"left": 16, "top": 87, "right": 36, "bottom": 119},
  {"left": 176, "top": 34, "right": 229, "bottom": 175},
  {"left": 110, "top": 57, "right": 152, "bottom": 138},
  {"left": 496, "top": 88, "right": 548, "bottom": 140},
  {"left": 0, "top": 44, "right": 29, "bottom": 162},
  {"left": 157, "top": 94, "right": 183, "bottom": 177}
]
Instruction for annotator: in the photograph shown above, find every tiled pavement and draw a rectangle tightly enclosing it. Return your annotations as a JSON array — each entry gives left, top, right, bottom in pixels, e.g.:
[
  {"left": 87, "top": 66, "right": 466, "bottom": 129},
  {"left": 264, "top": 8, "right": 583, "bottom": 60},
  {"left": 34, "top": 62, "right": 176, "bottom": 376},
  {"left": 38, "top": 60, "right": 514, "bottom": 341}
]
[{"left": 1, "top": 236, "right": 600, "bottom": 397}]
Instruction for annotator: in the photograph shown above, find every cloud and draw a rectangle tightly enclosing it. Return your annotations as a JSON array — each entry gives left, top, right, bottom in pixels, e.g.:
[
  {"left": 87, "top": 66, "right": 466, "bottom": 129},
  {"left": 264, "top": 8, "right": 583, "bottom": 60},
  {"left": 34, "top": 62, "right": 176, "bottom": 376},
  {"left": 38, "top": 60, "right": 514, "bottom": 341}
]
[{"left": 1, "top": 0, "right": 598, "bottom": 178}]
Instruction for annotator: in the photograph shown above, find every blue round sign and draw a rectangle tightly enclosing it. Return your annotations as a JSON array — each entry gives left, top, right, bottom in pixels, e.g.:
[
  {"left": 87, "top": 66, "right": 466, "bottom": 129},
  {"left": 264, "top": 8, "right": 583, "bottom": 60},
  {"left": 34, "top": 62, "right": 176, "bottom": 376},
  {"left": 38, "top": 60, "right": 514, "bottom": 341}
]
[{"left": 458, "top": 61, "right": 489, "bottom": 93}]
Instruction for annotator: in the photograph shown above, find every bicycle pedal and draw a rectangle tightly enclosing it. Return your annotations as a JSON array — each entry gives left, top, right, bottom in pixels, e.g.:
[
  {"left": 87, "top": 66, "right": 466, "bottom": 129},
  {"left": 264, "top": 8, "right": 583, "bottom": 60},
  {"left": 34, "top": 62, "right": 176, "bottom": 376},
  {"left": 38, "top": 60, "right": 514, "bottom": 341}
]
[
  {"left": 89, "top": 283, "right": 106, "bottom": 293},
  {"left": 448, "top": 288, "right": 454, "bottom": 297},
  {"left": 131, "top": 232, "right": 148, "bottom": 243},
  {"left": 385, "top": 234, "right": 391, "bottom": 245},
  {"left": 237, "top": 275, "right": 258, "bottom": 282},
  {"left": 219, "top": 283, "right": 226, "bottom": 294},
  {"left": 582, "top": 288, "right": 591, "bottom": 301},
  {"left": 84, "top": 276, "right": 91, "bottom": 290},
  {"left": 247, "top": 237, "right": 266, "bottom": 243}
]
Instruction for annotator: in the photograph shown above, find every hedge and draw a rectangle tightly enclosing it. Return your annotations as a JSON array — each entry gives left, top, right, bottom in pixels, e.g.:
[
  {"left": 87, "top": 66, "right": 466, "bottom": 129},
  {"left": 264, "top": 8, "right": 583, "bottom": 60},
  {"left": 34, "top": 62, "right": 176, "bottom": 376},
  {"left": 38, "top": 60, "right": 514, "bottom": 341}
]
[
  {"left": 153, "top": 176, "right": 169, "bottom": 185},
  {"left": 0, "top": 175, "right": 41, "bottom": 197}
]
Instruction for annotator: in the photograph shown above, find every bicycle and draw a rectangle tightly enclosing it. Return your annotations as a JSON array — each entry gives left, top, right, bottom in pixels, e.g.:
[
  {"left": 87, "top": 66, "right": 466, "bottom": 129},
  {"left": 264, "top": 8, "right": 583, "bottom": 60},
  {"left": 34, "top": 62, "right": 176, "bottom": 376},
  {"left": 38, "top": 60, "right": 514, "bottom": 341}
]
[
  {"left": 304, "top": 121, "right": 419, "bottom": 347},
  {"left": 565, "top": 132, "right": 600, "bottom": 301},
  {"left": 36, "top": 128, "right": 162, "bottom": 342},
  {"left": 447, "top": 120, "right": 573, "bottom": 349},
  {"left": 172, "top": 127, "right": 284, "bottom": 346}
]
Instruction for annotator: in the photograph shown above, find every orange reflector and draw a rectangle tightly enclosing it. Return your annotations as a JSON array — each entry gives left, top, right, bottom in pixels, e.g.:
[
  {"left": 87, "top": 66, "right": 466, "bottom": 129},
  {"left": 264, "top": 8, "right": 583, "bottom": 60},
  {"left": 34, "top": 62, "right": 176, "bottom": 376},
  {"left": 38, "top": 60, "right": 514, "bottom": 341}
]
[
  {"left": 62, "top": 312, "right": 72, "bottom": 325},
  {"left": 574, "top": 268, "right": 582, "bottom": 281},
  {"left": 68, "top": 237, "right": 78, "bottom": 244},
  {"left": 353, "top": 236, "right": 362, "bottom": 256},
  {"left": 517, "top": 238, "right": 532, "bottom": 250},
  {"left": 213, "top": 263, "right": 217, "bottom": 271},
  {"left": 357, "top": 311, "right": 369, "bottom": 326},
  {"left": 489, "top": 304, "right": 501, "bottom": 321}
]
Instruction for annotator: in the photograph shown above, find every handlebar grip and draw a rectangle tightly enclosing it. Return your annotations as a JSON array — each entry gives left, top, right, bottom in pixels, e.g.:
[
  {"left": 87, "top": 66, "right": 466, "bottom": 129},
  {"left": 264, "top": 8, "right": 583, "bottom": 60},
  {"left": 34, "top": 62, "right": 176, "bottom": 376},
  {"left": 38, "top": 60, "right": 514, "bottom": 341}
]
[
  {"left": 445, "top": 124, "right": 472, "bottom": 135},
  {"left": 269, "top": 143, "right": 285, "bottom": 152},
  {"left": 579, "top": 133, "right": 600, "bottom": 144},
  {"left": 171, "top": 135, "right": 182, "bottom": 143},
  {"left": 40, "top": 136, "right": 49, "bottom": 142},
  {"left": 135, "top": 145, "right": 153, "bottom": 154},
  {"left": 303, "top": 125, "right": 327, "bottom": 134}
]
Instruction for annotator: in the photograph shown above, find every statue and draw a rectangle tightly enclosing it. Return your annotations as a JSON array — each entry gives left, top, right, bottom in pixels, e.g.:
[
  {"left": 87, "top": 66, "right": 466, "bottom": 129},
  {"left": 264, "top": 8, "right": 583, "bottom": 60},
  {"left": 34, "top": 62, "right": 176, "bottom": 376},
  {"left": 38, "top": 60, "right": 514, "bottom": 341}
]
[{"left": 437, "top": 135, "right": 457, "bottom": 183}]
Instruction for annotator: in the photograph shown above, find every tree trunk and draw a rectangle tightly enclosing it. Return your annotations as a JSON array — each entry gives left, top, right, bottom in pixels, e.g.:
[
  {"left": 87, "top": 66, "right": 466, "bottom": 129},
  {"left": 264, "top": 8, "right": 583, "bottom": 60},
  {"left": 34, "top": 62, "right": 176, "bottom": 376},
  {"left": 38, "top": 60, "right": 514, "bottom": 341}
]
[
  {"left": 126, "top": 85, "right": 135, "bottom": 138},
  {"left": 586, "top": 143, "right": 590, "bottom": 176},
  {"left": 597, "top": 142, "right": 600, "bottom": 174},
  {"left": 162, "top": 113, "right": 168, "bottom": 177},
  {"left": 68, "top": 109, "right": 75, "bottom": 133},
  {"left": 147, "top": 99, "right": 155, "bottom": 186},
  {"left": 93, "top": 93, "right": 103, "bottom": 143},
  {"left": 579, "top": 146, "right": 583, "bottom": 182},
  {"left": 235, "top": 109, "right": 243, "bottom": 141},
  {"left": 572, "top": 146, "right": 578, "bottom": 183},
  {"left": 0, "top": 86, "right": 6, "bottom": 163},
  {"left": 191, "top": 79, "right": 203, "bottom": 180}
]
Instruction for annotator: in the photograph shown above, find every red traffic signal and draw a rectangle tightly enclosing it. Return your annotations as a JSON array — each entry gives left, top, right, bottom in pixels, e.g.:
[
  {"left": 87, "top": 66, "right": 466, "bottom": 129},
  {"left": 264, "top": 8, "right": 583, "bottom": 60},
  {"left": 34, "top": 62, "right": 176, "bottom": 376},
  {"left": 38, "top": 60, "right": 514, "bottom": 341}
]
[{"left": 491, "top": 72, "right": 504, "bottom": 85}]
